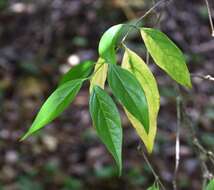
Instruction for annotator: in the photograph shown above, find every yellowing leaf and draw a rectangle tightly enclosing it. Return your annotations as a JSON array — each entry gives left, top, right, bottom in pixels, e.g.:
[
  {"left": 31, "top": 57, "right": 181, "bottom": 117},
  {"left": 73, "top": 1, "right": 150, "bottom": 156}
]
[
  {"left": 122, "top": 47, "right": 160, "bottom": 153},
  {"left": 141, "top": 28, "right": 192, "bottom": 88},
  {"left": 90, "top": 58, "right": 108, "bottom": 92},
  {"left": 108, "top": 64, "right": 149, "bottom": 133}
]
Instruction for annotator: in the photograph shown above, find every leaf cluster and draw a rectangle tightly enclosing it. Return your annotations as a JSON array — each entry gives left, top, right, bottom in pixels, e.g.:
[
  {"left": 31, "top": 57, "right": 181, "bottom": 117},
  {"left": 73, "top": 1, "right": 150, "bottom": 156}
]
[{"left": 21, "top": 24, "right": 192, "bottom": 175}]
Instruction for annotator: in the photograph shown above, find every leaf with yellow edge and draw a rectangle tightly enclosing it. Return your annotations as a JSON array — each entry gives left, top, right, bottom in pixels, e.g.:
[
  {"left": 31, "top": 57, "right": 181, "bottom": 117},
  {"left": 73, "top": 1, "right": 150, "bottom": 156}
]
[
  {"left": 90, "top": 58, "right": 108, "bottom": 92},
  {"left": 141, "top": 28, "right": 192, "bottom": 88},
  {"left": 122, "top": 47, "right": 160, "bottom": 153}
]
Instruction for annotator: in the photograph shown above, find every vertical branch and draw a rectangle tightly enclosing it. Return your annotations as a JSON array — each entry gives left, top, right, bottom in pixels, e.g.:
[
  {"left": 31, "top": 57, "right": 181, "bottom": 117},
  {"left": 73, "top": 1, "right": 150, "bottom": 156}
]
[
  {"left": 173, "top": 95, "right": 181, "bottom": 190},
  {"left": 146, "top": 0, "right": 163, "bottom": 65},
  {"left": 204, "top": 0, "right": 214, "bottom": 36}
]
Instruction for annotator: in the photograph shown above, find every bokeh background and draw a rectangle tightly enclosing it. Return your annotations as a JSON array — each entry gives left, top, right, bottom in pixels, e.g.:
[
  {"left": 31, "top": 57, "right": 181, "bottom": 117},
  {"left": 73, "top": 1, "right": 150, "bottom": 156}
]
[{"left": 0, "top": 0, "right": 213, "bottom": 189}]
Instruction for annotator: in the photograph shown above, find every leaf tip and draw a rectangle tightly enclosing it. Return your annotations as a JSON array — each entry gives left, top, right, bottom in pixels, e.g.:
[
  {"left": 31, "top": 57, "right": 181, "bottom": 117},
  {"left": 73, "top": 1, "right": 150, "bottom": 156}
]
[
  {"left": 118, "top": 170, "right": 122, "bottom": 177},
  {"left": 146, "top": 145, "right": 154, "bottom": 154},
  {"left": 117, "top": 162, "right": 122, "bottom": 177},
  {"left": 19, "top": 132, "right": 30, "bottom": 141},
  {"left": 182, "top": 77, "right": 192, "bottom": 89},
  {"left": 187, "top": 80, "right": 192, "bottom": 89}
]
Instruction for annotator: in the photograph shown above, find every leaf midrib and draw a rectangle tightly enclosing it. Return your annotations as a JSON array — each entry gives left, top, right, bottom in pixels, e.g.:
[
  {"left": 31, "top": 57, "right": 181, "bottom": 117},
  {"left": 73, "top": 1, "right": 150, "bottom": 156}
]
[
  {"left": 129, "top": 60, "right": 159, "bottom": 112},
  {"left": 32, "top": 81, "right": 81, "bottom": 130},
  {"left": 95, "top": 91, "right": 120, "bottom": 163},
  {"left": 110, "top": 65, "right": 143, "bottom": 120},
  {"left": 142, "top": 31, "right": 188, "bottom": 83}
]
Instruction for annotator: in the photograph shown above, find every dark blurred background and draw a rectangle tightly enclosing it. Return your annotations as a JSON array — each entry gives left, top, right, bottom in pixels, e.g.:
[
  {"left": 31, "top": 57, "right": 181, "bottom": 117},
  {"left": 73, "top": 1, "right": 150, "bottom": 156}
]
[{"left": 0, "top": 0, "right": 213, "bottom": 190}]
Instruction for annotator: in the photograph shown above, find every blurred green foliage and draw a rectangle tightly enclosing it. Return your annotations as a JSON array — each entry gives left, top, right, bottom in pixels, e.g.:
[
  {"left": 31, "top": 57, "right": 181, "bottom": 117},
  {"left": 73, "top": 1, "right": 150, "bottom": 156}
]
[
  {"left": 127, "top": 168, "right": 146, "bottom": 186},
  {"left": 62, "top": 177, "right": 83, "bottom": 190},
  {"left": 0, "top": 0, "right": 7, "bottom": 10},
  {"left": 18, "top": 175, "right": 44, "bottom": 190},
  {"left": 95, "top": 166, "right": 118, "bottom": 179}
]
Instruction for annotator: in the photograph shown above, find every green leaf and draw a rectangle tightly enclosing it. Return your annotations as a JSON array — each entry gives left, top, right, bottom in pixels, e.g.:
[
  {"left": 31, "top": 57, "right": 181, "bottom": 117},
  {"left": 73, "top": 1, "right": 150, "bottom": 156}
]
[
  {"left": 98, "top": 24, "right": 125, "bottom": 64},
  {"left": 59, "top": 60, "right": 95, "bottom": 85},
  {"left": 147, "top": 183, "right": 159, "bottom": 190},
  {"left": 206, "top": 179, "right": 214, "bottom": 190},
  {"left": 90, "top": 58, "right": 108, "bottom": 92},
  {"left": 122, "top": 47, "right": 160, "bottom": 153},
  {"left": 21, "top": 79, "right": 83, "bottom": 140},
  {"left": 108, "top": 64, "right": 149, "bottom": 133},
  {"left": 141, "top": 28, "right": 192, "bottom": 88},
  {"left": 89, "top": 86, "right": 122, "bottom": 175}
]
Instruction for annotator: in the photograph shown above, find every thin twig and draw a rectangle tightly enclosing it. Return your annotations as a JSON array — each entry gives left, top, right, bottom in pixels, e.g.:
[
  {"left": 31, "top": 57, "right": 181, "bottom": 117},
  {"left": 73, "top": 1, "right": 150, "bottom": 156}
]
[
  {"left": 191, "top": 73, "right": 214, "bottom": 82},
  {"left": 193, "top": 138, "right": 214, "bottom": 165},
  {"left": 146, "top": 1, "right": 164, "bottom": 65},
  {"left": 135, "top": 0, "right": 169, "bottom": 27},
  {"left": 121, "top": 0, "right": 171, "bottom": 43},
  {"left": 181, "top": 101, "right": 214, "bottom": 187},
  {"left": 183, "top": 108, "right": 214, "bottom": 166},
  {"left": 146, "top": 50, "right": 150, "bottom": 65},
  {"left": 138, "top": 145, "right": 167, "bottom": 190},
  {"left": 174, "top": 86, "right": 214, "bottom": 189},
  {"left": 173, "top": 95, "right": 182, "bottom": 190},
  {"left": 204, "top": 0, "right": 214, "bottom": 37},
  {"left": 197, "top": 144, "right": 214, "bottom": 189}
]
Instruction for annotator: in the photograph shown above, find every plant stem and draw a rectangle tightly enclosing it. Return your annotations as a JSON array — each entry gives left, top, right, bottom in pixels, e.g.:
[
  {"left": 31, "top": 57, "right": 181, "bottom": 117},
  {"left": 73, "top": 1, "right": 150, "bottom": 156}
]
[
  {"left": 173, "top": 94, "right": 181, "bottom": 190},
  {"left": 191, "top": 73, "right": 214, "bottom": 82},
  {"left": 138, "top": 145, "right": 167, "bottom": 190},
  {"left": 135, "top": 0, "right": 168, "bottom": 26},
  {"left": 121, "top": 0, "right": 171, "bottom": 44},
  {"left": 204, "top": 0, "right": 214, "bottom": 37},
  {"left": 181, "top": 96, "right": 214, "bottom": 188},
  {"left": 87, "top": 59, "right": 105, "bottom": 80}
]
